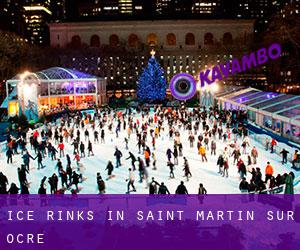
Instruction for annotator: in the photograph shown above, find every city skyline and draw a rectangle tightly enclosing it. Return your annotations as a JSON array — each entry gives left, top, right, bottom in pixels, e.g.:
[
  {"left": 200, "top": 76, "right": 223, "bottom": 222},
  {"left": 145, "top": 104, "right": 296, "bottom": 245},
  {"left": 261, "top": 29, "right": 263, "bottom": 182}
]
[{"left": 1, "top": 0, "right": 298, "bottom": 45}]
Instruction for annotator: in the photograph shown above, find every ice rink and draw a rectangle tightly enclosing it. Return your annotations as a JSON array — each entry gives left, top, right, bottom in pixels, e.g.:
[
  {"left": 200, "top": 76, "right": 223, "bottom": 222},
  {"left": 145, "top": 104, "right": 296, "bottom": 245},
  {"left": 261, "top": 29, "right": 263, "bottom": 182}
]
[{"left": 0, "top": 110, "right": 299, "bottom": 194}]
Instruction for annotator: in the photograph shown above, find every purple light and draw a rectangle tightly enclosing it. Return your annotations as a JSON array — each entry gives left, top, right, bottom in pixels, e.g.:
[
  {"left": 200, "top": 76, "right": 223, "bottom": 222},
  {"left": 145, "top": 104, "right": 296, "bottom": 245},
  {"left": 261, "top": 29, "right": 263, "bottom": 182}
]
[
  {"left": 62, "top": 82, "right": 71, "bottom": 88},
  {"left": 76, "top": 82, "right": 88, "bottom": 88}
]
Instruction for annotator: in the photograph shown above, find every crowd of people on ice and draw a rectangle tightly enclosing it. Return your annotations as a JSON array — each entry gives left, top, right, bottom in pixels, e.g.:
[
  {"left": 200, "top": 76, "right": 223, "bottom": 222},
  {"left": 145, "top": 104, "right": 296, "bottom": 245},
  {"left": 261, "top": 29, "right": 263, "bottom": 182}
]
[{"left": 0, "top": 105, "right": 297, "bottom": 195}]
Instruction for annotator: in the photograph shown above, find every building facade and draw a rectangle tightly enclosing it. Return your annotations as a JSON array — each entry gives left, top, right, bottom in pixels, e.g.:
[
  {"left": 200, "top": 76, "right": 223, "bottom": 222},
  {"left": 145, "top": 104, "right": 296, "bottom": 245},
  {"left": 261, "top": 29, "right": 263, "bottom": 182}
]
[
  {"left": 50, "top": 19, "right": 253, "bottom": 49},
  {"left": 49, "top": 19, "right": 256, "bottom": 99}
]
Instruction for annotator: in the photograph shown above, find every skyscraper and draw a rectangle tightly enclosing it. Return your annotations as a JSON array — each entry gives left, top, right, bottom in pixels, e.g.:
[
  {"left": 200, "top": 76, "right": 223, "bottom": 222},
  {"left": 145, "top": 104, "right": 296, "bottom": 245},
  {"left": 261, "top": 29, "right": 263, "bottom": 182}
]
[
  {"left": 76, "top": 0, "right": 135, "bottom": 18},
  {"left": 101, "top": 0, "right": 119, "bottom": 15},
  {"left": 119, "top": 0, "right": 133, "bottom": 14},
  {"left": 23, "top": 0, "right": 52, "bottom": 45},
  {"left": 155, "top": 0, "right": 172, "bottom": 15},
  {"left": 0, "top": 0, "right": 26, "bottom": 37},
  {"left": 65, "top": 0, "right": 79, "bottom": 20},
  {"left": 192, "top": 0, "right": 222, "bottom": 15},
  {"left": 50, "top": 0, "right": 67, "bottom": 22},
  {"left": 155, "top": 0, "right": 191, "bottom": 15}
]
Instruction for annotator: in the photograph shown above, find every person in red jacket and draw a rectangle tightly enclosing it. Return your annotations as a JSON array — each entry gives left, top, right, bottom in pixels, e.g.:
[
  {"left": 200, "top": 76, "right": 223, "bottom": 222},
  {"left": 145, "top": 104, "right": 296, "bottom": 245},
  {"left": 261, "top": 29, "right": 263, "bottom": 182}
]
[
  {"left": 271, "top": 138, "right": 277, "bottom": 153},
  {"left": 58, "top": 142, "right": 65, "bottom": 157},
  {"left": 74, "top": 153, "right": 80, "bottom": 167},
  {"left": 33, "top": 130, "right": 39, "bottom": 139},
  {"left": 292, "top": 150, "right": 299, "bottom": 168}
]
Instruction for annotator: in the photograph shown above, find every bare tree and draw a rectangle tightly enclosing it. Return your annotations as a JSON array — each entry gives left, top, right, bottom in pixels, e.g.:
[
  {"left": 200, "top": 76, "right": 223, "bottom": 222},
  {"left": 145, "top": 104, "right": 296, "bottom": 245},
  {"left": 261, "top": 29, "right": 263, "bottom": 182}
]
[{"left": 0, "top": 31, "right": 29, "bottom": 80}]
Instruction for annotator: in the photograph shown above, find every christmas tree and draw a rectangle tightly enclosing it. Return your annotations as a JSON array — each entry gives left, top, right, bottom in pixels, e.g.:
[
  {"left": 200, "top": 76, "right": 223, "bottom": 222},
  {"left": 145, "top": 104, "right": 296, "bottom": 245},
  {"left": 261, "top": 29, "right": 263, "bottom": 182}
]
[{"left": 137, "top": 50, "right": 166, "bottom": 102}]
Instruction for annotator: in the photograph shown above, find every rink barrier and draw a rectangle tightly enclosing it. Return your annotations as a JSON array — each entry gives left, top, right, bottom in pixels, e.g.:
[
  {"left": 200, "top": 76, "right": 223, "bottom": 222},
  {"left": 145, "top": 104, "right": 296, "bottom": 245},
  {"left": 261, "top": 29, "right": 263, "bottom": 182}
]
[
  {"left": 247, "top": 122, "right": 300, "bottom": 150},
  {"left": 248, "top": 185, "right": 285, "bottom": 194},
  {"left": 248, "top": 131, "right": 295, "bottom": 163},
  {"left": 0, "top": 141, "right": 6, "bottom": 153}
]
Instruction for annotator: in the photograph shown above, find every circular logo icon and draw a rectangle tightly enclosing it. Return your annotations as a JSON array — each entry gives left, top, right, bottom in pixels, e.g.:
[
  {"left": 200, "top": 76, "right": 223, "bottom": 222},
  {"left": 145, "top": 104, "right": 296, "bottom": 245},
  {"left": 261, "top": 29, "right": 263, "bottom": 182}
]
[{"left": 169, "top": 73, "right": 197, "bottom": 101}]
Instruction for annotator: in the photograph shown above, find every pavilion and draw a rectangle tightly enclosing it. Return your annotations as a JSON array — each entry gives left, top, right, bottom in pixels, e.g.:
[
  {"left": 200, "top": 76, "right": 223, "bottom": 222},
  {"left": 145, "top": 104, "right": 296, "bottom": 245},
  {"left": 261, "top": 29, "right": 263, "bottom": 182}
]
[{"left": 2, "top": 67, "right": 107, "bottom": 121}]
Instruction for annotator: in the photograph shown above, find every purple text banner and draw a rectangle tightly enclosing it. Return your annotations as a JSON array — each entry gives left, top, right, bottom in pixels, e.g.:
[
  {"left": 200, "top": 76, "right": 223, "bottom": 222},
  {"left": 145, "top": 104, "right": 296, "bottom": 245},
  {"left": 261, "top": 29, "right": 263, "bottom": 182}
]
[{"left": 0, "top": 195, "right": 300, "bottom": 250}]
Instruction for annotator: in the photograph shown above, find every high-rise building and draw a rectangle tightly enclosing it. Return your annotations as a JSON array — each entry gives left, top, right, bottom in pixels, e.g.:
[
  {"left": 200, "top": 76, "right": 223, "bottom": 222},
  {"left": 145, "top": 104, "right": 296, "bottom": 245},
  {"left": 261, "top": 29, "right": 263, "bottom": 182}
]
[
  {"left": 119, "top": 0, "right": 133, "bottom": 14},
  {"left": 0, "top": 0, "right": 26, "bottom": 37},
  {"left": 65, "top": 0, "right": 79, "bottom": 20},
  {"left": 50, "top": 0, "right": 67, "bottom": 22},
  {"left": 222, "top": 0, "right": 278, "bottom": 32},
  {"left": 101, "top": 0, "right": 119, "bottom": 16},
  {"left": 49, "top": 19, "right": 256, "bottom": 93},
  {"left": 155, "top": 0, "right": 193, "bottom": 15},
  {"left": 64, "top": 0, "right": 287, "bottom": 20},
  {"left": 267, "top": 0, "right": 300, "bottom": 91},
  {"left": 192, "top": 0, "right": 221, "bottom": 15},
  {"left": 235, "top": 0, "right": 273, "bottom": 19},
  {"left": 77, "top": 0, "right": 135, "bottom": 18},
  {"left": 12, "top": 0, "right": 297, "bottom": 47},
  {"left": 23, "top": 0, "right": 52, "bottom": 45},
  {"left": 156, "top": 0, "right": 172, "bottom": 15},
  {"left": 50, "top": 0, "right": 300, "bottom": 23},
  {"left": 77, "top": 0, "right": 102, "bottom": 17},
  {"left": 132, "top": 0, "right": 144, "bottom": 15}
]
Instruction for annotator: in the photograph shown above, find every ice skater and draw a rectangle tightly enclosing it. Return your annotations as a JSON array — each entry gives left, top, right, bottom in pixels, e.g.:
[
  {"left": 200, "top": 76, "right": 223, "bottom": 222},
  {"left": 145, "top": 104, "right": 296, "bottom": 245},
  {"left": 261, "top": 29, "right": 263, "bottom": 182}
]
[
  {"left": 138, "top": 157, "right": 145, "bottom": 183},
  {"left": 183, "top": 157, "right": 192, "bottom": 181},
  {"left": 149, "top": 177, "right": 160, "bottom": 194},
  {"left": 35, "top": 150, "right": 45, "bottom": 170},
  {"left": 152, "top": 152, "right": 157, "bottom": 170},
  {"left": 126, "top": 152, "right": 137, "bottom": 170},
  {"left": 158, "top": 182, "right": 170, "bottom": 194},
  {"left": 97, "top": 173, "right": 105, "bottom": 194},
  {"left": 87, "top": 140, "right": 94, "bottom": 156},
  {"left": 168, "top": 161, "right": 175, "bottom": 179},
  {"left": 6, "top": 148, "right": 13, "bottom": 164},
  {"left": 175, "top": 181, "right": 188, "bottom": 194},
  {"left": 114, "top": 147, "right": 123, "bottom": 168},
  {"left": 105, "top": 161, "right": 114, "bottom": 180},
  {"left": 126, "top": 168, "right": 136, "bottom": 193}
]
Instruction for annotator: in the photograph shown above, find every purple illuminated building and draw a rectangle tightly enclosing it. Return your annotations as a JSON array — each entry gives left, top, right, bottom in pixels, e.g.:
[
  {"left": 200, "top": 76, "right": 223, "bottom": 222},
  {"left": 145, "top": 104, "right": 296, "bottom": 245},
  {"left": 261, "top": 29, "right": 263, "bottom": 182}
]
[{"left": 2, "top": 67, "right": 107, "bottom": 119}]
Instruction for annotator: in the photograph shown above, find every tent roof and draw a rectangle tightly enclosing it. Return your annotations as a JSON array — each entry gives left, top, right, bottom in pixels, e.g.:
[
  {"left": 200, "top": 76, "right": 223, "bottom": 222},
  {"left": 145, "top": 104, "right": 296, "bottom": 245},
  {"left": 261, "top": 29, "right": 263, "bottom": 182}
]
[
  {"left": 219, "top": 87, "right": 300, "bottom": 125},
  {"left": 9, "top": 67, "right": 98, "bottom": 81}
]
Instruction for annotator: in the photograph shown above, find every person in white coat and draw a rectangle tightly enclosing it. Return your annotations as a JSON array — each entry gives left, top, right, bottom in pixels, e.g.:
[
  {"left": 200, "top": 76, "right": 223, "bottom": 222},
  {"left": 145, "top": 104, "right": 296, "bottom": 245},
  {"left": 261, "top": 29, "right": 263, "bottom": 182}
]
[{"left": 126, "top": 168, "right": 136, "bottom": 193}]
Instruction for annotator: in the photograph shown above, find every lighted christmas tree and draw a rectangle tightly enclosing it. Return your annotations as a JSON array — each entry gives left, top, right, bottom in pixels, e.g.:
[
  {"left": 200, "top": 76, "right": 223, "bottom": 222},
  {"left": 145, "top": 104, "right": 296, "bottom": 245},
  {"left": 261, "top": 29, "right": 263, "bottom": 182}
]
[{"left": 137, "top": 50, "right": 166, "bottom": 102}]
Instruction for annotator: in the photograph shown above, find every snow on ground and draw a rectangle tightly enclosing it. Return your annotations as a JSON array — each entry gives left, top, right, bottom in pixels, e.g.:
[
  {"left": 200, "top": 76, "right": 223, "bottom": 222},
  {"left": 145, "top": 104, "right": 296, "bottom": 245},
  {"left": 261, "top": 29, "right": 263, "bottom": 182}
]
[{"left": 0, "top": 110, "right": 299, "bottom": 194}]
